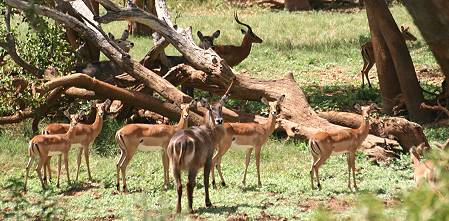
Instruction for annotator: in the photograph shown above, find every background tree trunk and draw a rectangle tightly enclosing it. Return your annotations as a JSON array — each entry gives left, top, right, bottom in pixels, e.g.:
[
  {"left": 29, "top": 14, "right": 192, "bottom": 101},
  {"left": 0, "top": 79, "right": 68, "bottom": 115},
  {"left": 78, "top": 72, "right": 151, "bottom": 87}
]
[
  {"left": 402, "top": 0, "right": 449, "bottom": 100},
  {"left": 365, "top": 1, "right": 400, "bottom": 115},
  {"left": 365, "top": 0, "right": 431, "bottom": 123}
]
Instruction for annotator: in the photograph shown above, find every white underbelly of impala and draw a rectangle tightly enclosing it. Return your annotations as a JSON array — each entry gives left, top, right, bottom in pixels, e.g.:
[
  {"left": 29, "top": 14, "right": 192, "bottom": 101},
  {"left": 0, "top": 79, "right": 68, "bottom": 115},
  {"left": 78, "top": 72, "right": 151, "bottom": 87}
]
[
  {"left": 138, "top": 144, "right": 162, "bottom": 151},
  {"left": 48, "top": 151, "right": 62, "bottom": 156},
  {"left": 230, "top": 141, "right": 253, "bottom": 150}
]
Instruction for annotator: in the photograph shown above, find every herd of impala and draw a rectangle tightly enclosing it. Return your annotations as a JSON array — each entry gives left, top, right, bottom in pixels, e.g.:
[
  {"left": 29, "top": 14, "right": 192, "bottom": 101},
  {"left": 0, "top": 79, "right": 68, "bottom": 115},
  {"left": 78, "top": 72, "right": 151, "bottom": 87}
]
[{"left": 22, "top": 13, "right": 436, "bottom": 213}]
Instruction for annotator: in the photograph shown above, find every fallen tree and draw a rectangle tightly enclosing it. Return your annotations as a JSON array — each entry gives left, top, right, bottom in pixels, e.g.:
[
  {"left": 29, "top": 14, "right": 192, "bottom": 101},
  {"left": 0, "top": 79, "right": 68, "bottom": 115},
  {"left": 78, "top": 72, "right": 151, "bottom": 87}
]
[{"left": 2, "top": 0, "right": 429, "bottom": 161}]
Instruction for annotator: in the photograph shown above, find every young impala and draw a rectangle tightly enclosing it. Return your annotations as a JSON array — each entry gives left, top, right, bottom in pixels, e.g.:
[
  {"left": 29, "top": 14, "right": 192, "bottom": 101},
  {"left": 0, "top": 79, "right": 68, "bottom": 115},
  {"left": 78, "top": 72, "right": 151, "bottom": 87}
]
[
  {"left": 360, "top": 26, "right": 417, "bottom": 88},
  {"left": 115, "top": 100, "right": 196, "bottom": 192},
  {"left": 25, "top": 113, "right": 79, "bottom": 191},
  {"left": 42, "top": 100, "right": 109, "bottom": 181},
  {"left": 309, "top": 104, "right": 373, "bottom": 190},
  {"left": 211, "top": 95, "right": 285, "bottom": 187},
  {"left": 410, "top": 143, "right": 435, "bottom": 186},
  {"left": 167, "top": 95, "right": 228, "bottom": 213},
  {"left": 212, "top": 12, "right": 263, "bottom": 67}
]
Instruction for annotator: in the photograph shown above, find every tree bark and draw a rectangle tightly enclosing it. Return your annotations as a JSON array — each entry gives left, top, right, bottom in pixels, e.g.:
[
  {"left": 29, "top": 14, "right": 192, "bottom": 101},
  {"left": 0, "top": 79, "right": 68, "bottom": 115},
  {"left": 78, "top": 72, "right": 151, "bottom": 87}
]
[
  {"left": 402, "top": 1, "right": 449, "bottom": 100},
  {"left": 365, "top": 0, "right": 431, "bottom": 123},
  {"left": 365, "top": 2, "right": 400, "bottom": 114}
]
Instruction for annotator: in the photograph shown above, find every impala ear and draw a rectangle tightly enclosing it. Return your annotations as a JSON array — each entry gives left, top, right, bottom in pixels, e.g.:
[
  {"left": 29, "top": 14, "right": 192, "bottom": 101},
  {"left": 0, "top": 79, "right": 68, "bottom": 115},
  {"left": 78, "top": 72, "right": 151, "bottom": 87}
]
[
  {"left": 121, "top": 30, "right": 129, "bottom": 40},
  {"left": 354, "top": 104, "right": 361, "bottom": 112},
  {"left": 241, "top": 29, "right": 246, "bottom": 34},
  {"left": 212, "top": 30, "right": 220, "bottom": 38},
  {"left": 400, "top": 26, "right": 404, "bottom": 31},
  {"left": 108, "top": 32, "right": 115, "bottom": 40},
  {"left": 261, "top": 97, "right": 269, "bottom": 105},
  {"left": 278, "top": 94, "right": 285, "bottom": 103},
  {"left": 199, "top": 98, "right": 209, "bottom": 108},
  {"left": 197, "top": 31, "right": 204, "bottom": 40}
]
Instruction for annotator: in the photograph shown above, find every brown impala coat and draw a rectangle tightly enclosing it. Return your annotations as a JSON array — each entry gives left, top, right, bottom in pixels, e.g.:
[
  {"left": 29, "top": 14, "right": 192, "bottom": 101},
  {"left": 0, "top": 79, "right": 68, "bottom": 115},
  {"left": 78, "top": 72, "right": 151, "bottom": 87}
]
[
  {"left": 25, "top": 115, "right": 79, "bottom": 191},
  {"left": 115, "top": 102, "right": 193, "bottom": 192},
  {"left": 309, "top": 105, "right": 373, "bottom": 190},
  {"left": 43, "top": 102, "right": 108, "bottom": 181},
  {"left": 410, "top": 144, "right": 435, "bottom": 186},
  {"left": 212, "top": 95, "right": 285, "bottom": 187},
  {"left": 212, "top": 12, "right": 262, "bottom": 67}
]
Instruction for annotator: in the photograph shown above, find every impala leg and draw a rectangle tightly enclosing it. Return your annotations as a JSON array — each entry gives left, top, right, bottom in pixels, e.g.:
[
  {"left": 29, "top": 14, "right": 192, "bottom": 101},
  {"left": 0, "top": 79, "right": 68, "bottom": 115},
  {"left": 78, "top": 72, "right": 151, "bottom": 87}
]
[
  {"left": 346, "top": 153, "right": 352, "bottom": 190},
  {"left": 365, "top": 63, "right": 374, "bottom": 88},
  {"left": 162, "top": 150, "right": 170, "bottom": 191},
  {"left": 242, "top": 148, "right": 253, "bottom": 186},
  {"left": 84, "top": 145, "right": 92, "bottom": 181},
  {"left": 36, "top": 158, "right": 45, "bottom": 189},
  {"left": 361, "top": 52, "right": 368, "bottom": 88},
  {"left": 57, "top": 154, "right": 62, "bottom": 188},
  {"left": 211, "top": 150, "right": 219, "bottom": 188},
  {"left": 24, "top": 157, "right": 34, "bottom": 191},
  {"left": 120, "top": 152, "right": 133, "bottom": 193},
  {"left": 349, "top": 152, "right": 358, "bottom": 190},
  {"left": 116, "top": 148, "right": 126, "bottom": 191},
  {"left": 173, "top": 168, "right": 182, "bottom": 213},
  {"left": 204, "top": 157, "right": 212, "bottom": 208},
  {"left": 64, "top": 152, "right": 71, "bottom": 185},
  {"left": 313, "top": 153, "right": 331, "bottom": 190},
  {"left": 187, "top": 169, "right": 198, "bottom": 214},
  {"left": 216, "top": 157, "right": 226, "bottom": 186},
  {"left": 310, "top": 155, "right": 319, "bottom": 189},
  {"left": 75, "top": 147, "right": 83, "bottom": 181},
  {"left": 46, "top": 157, "right": 52, "bottom": 182},
  {"left": 255, "top": 145, "right": 262, "bottom": 187}
]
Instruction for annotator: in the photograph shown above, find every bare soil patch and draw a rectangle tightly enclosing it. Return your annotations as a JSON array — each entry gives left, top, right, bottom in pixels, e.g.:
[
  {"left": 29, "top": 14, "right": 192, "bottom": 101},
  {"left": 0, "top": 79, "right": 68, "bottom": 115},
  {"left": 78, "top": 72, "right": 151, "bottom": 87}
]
[{"left": 298, "top": 197, "right": 350, "bottom": 212}]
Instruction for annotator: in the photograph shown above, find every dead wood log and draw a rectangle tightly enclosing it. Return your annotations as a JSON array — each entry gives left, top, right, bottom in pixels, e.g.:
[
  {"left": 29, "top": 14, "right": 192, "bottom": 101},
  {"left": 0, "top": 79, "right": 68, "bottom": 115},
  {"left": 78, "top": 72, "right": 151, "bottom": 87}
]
[
  {"left": 318, "top": 111, "right": 428, "bottom": 152},
  {"left": 6, "top": 0, "right": 189, "bottom": 103},
  {"left": 39, "top": 73, "right": 204, "bottom": 125}
]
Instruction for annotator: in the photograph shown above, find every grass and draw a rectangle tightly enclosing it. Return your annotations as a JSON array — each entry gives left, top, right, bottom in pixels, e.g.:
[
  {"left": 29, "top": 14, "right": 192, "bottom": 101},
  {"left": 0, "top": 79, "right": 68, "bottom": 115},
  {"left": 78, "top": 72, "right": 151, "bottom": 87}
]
[
  {"left": 0, "top": 126, "right": 414, "bottom": 220},
  {"left": 0, "top": 0, "right": 445, "bottom": 220}
]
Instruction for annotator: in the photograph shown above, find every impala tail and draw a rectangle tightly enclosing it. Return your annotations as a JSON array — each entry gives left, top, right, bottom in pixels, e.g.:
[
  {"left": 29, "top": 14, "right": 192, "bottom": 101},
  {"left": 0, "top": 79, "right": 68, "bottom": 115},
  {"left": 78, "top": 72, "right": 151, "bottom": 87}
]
[{"left": 308, "top": 139, "right": 321, "bottom": 157}]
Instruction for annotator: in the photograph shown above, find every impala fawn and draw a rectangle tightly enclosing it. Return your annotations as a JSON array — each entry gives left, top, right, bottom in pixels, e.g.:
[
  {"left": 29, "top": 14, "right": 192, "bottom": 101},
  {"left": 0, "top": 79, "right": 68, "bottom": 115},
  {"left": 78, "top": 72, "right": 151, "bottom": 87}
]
[{"left": 360, "top": 26, "right": 417, "bottom": 88}]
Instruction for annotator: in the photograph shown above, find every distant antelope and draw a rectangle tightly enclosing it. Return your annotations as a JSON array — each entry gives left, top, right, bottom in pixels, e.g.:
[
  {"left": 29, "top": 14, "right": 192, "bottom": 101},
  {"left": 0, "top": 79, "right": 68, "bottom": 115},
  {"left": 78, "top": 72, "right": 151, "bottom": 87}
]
[
  {"left": 42, "top": 100, "right": 110, "bottom": 181},
  {"left": 360, "top": 26, "right": 417, "bottom": 88},
  {"left": 197, "top": 30, "right": 221, "bottom": 49},
  {"left": 167, "top": 96, "right": 227, "bottom": 213},
  {"left": 115, "top": 100, "right": 196, "bottom": 192},
  {"left": 309, "top": 104, "right": 374, "bottom": 190},
  {"left": 75, "top": 30, "right": 134, "bottom": 84},
  {"left": 211, "top": 95, "right": 285, "bottom": 187},
  {"left": 212, "top": 12, "right": 263, "bottom": 67},
  {"left": 25, "top": 113, "right": 79, "bottom": 191},
  {"left": 410, "top": 143, "right": 435, "bottom": 186}
]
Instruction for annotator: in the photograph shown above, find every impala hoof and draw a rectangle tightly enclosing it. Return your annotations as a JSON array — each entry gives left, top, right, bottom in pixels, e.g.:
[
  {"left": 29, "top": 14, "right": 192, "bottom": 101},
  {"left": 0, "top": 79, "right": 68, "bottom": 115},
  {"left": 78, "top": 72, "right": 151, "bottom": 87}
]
[{"left": 221, "top": 181, "right": 226, "bottom": 187}]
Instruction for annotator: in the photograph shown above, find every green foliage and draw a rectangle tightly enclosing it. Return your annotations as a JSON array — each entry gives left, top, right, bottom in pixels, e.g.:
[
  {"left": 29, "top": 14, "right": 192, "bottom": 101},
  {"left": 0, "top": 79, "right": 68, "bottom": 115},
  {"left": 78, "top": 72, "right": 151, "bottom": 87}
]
[
  {"left": 0, "top": 177, "right": 67, "bottom": 220},
  {"left": 425, "top": 127, "right": 449, "bottom": 143},
  {"left": 93, "top": 118, "right": 123, "bottom": 156}
]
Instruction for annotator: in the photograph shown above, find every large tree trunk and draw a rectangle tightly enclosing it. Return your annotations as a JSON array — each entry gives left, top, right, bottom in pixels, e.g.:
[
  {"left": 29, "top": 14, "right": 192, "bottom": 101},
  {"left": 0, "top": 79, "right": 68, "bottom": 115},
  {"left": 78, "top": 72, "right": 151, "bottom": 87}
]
[
  {"left": 365, "top": 3, "right": 400, "bottom": 115},
  {"left": 365, "top": 0, "right": 431, "bottom": 123},
  {"left": 402, "top": 1, "right": 449, "bottom": 100}
]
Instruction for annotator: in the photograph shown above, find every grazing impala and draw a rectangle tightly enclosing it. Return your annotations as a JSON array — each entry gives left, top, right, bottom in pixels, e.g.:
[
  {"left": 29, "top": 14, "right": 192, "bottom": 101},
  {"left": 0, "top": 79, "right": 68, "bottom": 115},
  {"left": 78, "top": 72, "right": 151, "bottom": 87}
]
[
  {"left": 115, "top": 100, "right": 196, "bottom": 192},
  {"left": 167, "top": 95, "right": 228, "bottom": 213},
  {"left": 309, "top": 104, "right": 373, "bottom": 190},
  {"left": 25, "top": 113, "right": 79, "bottom": 191},
  {"left": 43, "top": 100, "right": 109, "bottom": 181},
  {"left": 410, "top": 143, "right": 435, "bottom": 186},
  {"left": 212, "top": 12, "right": 263, "bottom": 67},
  {"left": 360, "top": 26, "right": 417, "bottom": 88},
  {"left": 211, "top": 95, "right": 285, "bottom": 187}
]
